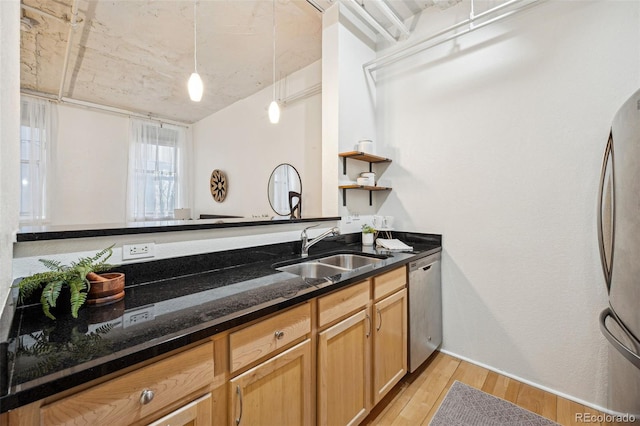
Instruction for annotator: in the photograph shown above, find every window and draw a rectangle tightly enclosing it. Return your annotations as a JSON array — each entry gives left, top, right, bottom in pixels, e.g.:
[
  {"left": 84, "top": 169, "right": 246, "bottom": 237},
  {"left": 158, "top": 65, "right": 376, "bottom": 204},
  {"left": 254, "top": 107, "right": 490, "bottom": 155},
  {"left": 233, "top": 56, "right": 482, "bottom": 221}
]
[
  {"left": 127, "top": 119, "right": 191, "bottom": 221},
  {"left": 20, "top": 97, "right": 56, "bottom": 224}
]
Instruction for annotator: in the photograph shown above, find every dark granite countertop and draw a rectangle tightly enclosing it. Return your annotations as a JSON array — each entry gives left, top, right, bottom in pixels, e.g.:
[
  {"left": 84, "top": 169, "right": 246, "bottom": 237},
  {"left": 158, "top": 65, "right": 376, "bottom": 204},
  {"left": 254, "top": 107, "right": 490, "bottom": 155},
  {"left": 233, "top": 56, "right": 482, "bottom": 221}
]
[
  {"left": 16, "top": 216, "right": 341, "bottom": 241},
  {"left": 0, "top": 232, "right": 441, "bottom": 412}
]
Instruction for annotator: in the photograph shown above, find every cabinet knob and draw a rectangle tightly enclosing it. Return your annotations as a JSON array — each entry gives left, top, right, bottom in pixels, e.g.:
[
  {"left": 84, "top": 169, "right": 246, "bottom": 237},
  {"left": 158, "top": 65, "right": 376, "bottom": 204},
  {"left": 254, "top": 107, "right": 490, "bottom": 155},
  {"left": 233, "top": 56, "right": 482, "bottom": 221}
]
[
  {"left": 139, "top": 388, "right": 155, "bottom": 405},
  {"left": 274, "top": 330, "right": 285, "bottom": 340}
]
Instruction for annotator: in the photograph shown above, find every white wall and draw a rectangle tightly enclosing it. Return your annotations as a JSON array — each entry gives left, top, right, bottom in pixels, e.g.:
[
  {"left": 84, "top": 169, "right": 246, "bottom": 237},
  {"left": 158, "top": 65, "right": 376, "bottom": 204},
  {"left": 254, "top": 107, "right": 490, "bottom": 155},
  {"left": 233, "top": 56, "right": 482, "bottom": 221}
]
[
  {"left": 38, "top": 62, "right": 322, "bottom": 225},
  {"left": 193, "top": 61, "right": 322, "bottom": 219},
  {"left": 0, "top": 0, "right": 20, "bottom": 310},
  {"left": 51, "top": 104, "right": 129, "bottom": 225},
  {"left": 375, "top": 0, "right": 640, "bottom": 410},
  {"left": 12, "top": 219, "right": 339, "bottom": 279},
  {"left": 322, "top": 4, "right": 382, "bottom": 219}
]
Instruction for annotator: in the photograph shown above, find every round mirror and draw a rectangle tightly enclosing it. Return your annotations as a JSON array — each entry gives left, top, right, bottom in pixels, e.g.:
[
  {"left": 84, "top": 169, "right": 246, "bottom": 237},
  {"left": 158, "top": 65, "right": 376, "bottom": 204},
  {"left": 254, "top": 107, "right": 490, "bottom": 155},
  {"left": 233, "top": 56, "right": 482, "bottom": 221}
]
[{"left": 268, "top": 163, "right": 302, "bottom": 218}]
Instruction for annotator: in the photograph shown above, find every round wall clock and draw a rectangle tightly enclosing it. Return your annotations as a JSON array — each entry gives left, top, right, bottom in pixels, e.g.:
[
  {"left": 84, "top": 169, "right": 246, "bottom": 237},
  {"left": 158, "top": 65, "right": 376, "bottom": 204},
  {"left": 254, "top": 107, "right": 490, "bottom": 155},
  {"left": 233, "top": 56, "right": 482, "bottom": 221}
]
[{"left": 210, "top": 169, "right": 227, "bottom": 202}]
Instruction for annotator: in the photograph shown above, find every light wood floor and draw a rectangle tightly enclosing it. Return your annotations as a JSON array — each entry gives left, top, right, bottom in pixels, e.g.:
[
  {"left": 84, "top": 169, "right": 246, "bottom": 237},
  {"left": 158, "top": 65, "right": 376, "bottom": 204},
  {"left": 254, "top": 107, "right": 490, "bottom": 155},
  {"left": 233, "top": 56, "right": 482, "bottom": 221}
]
[{"left": 362, "top": 351, "right": 616, "bottom": 426}]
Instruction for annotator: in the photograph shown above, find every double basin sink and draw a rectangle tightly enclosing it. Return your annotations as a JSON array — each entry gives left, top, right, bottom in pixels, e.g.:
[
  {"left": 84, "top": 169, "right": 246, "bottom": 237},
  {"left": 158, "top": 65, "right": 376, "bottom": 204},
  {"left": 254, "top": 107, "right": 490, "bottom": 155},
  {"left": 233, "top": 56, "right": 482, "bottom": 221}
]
[{"left": 274, "top": 252, "right": 387, "bottom": 279}]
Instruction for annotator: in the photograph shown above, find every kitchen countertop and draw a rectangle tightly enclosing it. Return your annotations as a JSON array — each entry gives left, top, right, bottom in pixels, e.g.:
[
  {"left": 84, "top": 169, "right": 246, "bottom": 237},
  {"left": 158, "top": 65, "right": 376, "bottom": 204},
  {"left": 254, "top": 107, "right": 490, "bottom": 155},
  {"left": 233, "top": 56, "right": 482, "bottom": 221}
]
[
  {"left": 16, "top": 216, "right": 341, "bottom": 241},
  {"left": 0, "top": 232, "right": 441, "bottom": 413}
]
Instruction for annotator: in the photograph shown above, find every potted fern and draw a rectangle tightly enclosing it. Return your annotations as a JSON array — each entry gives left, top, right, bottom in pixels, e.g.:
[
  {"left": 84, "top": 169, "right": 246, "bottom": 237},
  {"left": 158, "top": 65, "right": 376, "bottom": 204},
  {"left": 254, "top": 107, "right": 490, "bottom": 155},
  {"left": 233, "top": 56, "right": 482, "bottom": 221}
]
[{"left": 16, "top": 246, "right": 117, "bottom": 320}]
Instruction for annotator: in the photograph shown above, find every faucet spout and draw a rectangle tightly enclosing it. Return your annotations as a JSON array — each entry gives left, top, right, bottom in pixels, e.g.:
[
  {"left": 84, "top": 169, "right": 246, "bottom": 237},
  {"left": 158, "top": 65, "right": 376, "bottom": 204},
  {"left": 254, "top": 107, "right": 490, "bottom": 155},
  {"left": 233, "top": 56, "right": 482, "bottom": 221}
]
[{"left": 301, "top": 226, "right": 340, "bottom": 258}]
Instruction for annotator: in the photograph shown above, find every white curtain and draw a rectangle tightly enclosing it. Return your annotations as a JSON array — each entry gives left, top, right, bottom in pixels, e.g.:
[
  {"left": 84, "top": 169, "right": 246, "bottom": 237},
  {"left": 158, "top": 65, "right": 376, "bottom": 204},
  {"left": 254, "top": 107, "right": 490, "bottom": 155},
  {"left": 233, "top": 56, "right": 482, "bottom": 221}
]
[
  {"left": 126, "top": 119, "right": 191, "bottom": 221},
  {"left": 20, "top": 96, "right": 57, "bottom": 225},
  {"left": 272, "top": 165, "right": 300, "bottom": 215}
]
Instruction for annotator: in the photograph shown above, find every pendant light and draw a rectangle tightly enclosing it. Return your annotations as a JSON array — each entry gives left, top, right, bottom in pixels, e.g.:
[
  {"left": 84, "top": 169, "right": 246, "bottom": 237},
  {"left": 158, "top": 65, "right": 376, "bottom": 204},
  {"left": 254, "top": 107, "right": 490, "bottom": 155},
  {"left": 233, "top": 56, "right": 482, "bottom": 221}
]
[
  {"left": 188, "top": 0, "right": 203, "bottom": 102},
  {"left": 268, "top": 0, "right": 280, "bottom": 123}
]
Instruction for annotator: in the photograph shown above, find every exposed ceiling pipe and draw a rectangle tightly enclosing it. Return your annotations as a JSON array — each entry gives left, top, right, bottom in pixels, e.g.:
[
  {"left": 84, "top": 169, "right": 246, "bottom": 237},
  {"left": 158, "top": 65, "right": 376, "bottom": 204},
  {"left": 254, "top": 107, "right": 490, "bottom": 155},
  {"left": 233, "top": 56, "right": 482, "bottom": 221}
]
[
  {"left": 57, "top": 0, "right": 80, "bottom": 101},
  {"left": 305, "top": 0, "right": 326, "bottom": 13},
  {"left": 281, "top": 83, "right": 322, "bottom": 106},
  {"left": 368, "top": 0, "right": 410, "bottom": 38},
  {"left": 363, "top": 0, "right": 542, "bottom": 73},
  {"left": 344, "top": 0, "right": 396, "bottom": 43},
  {"left": 20, "top": 3, "right": 70, "bottom": 25},
  {"left": 21, "top": 89, "right": 190, "bottom": 127}
]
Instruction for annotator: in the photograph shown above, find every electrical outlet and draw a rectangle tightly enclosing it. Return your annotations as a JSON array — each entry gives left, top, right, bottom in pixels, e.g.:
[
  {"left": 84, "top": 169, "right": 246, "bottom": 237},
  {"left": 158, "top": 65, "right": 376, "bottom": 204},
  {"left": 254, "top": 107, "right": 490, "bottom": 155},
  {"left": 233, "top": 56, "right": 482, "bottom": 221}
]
[
  {"left": 122, "top": 242, "right": 155, "bottom": 260},
  {"left": 123, "top": 305, "right": 155, "bottom": 328}
]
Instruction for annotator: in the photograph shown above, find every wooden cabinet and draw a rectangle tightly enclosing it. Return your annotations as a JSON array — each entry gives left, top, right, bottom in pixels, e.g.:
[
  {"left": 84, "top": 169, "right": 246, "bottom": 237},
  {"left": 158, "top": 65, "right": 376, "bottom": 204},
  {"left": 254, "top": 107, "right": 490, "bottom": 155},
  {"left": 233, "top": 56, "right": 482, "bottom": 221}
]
[
  {"left": 316, "top": 266, "right": 408, "bottom": 425},
  {"left": 147, "top": 393, "right": 212, "bottom": 426},
  {"left": 229, "top": 340, "right": 312, "bottom": 426},
  {"left": 317, "top": 280, "right": 369, "bottom": 328},
  {"left": 316, "top": 280, "right": 370, "bottom": 426},
  {"left": 229, "top": 303, "right": 311, "bottom": 373},
  {"left": 40, "top": 342, "right": 215, "bottom": 426},
  {"left": 317, "top": 309, "right": 371, "bottom": 426},
  {"left": 372, "top": 288, "right": 408, "bottom": 404},
  {"left": 373, "top": 266, "right": 406, "bottom": 301},
  {"left": 4, "top": 266, "right": 412, "bottom": 426}
]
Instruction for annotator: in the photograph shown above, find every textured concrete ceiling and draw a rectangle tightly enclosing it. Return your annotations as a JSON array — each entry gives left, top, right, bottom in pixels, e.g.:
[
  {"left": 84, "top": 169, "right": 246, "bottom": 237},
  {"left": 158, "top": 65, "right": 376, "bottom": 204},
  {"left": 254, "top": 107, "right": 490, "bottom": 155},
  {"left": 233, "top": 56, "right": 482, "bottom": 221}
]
[
  {"left": 20, "top": 0, "right": 460, "bottom": 124},
  {"left": 21, "top": 0, "right": 323, "bottom": 123}
]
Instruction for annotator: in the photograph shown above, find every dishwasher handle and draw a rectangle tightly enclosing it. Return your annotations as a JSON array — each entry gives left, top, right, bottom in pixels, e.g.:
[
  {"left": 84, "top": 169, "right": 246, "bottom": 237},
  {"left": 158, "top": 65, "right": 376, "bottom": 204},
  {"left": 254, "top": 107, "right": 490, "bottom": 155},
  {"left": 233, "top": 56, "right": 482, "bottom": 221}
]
[{"left": 409, "top": 252, "right": 440, "bottom": 272}]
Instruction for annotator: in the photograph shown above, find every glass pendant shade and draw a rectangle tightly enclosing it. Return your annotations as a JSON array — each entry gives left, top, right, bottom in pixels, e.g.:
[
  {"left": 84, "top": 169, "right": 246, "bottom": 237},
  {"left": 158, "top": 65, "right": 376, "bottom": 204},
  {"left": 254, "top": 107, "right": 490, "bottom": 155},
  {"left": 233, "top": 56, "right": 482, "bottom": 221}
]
[
  {"left": 188, "top": 72, "right": 203, "bottom": 102},
  {"left": 268, "top": 100, "right": 280, "bottom": 124}
]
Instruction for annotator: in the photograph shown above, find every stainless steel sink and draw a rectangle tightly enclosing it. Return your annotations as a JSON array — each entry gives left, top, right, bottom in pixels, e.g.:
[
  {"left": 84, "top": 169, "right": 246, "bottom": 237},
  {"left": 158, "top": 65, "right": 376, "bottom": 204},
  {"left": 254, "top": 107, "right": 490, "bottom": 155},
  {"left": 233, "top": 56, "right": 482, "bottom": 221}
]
[
  {"left": 276, "top": 262, "right": 348, "bottom": 278},
  {"left": 275, "top": 253, "right": 386, "bottom": 278},
  {"left": 316, "top": 254, "right": 383, "bottom": 269}
]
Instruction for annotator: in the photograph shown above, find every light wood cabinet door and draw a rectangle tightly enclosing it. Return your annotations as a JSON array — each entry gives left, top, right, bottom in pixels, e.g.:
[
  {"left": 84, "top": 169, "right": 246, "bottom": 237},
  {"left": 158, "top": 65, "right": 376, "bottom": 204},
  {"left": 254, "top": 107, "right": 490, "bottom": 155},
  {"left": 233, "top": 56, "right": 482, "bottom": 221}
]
[
  {"left": 317, "top": 309, "right": 371, "bottom": 426},
  {"left": 372, "top": 288, "right": 407, "bottom": 404},
  {"left": 41, "top": 342, "right": 214, "bottom": 426},
  {"left": 229, "top": 339, "right": 312, "bottom": 426},
  {"left": 146, "top": 393, "right": 212, "bottom": 426}
]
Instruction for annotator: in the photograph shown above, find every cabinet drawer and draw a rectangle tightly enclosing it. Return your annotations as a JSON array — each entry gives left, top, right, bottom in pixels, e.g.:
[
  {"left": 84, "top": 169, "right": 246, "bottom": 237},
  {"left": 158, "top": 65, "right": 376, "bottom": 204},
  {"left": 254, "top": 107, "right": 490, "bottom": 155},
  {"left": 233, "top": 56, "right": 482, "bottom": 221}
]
[
  {"left": 373, "top": 267, "right": 406, "bottom": 301},
  {"left": 317, "top": 280, "right": 370, "bottom": 328},
  {"left": 41, "top": 341, "right": 214, "bottom": 426},
  {"left": 230, "top": 303, "right": 311, "bottom": 373}
]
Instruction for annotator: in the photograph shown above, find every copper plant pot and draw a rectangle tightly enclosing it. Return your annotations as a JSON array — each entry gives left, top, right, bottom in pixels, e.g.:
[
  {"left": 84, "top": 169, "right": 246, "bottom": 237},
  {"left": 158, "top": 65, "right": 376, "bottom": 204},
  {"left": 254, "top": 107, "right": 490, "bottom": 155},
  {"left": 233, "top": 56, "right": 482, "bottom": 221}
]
[{"left": 87, "top": 272, "right": 125, "bottom": 305}]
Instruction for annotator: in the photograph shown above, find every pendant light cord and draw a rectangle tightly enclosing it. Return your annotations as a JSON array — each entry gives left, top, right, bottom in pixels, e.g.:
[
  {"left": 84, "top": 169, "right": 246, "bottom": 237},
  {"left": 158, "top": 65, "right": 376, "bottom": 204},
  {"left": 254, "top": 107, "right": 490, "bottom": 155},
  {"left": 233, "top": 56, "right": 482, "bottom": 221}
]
[
  {"left": 193, "top": 1, "right": 198, "bottom": 73},
  {"left": 272, "top": 0, "right": 276, "bottom": 101}
]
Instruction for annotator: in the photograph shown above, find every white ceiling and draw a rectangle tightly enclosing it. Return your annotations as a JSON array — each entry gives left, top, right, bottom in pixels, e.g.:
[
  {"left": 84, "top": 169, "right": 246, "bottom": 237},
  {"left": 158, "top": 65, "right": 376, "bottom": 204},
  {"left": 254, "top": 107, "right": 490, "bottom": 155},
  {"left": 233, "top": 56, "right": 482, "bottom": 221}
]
[{"left": 20, "top": 0, "right": 460, "bottom": 124}]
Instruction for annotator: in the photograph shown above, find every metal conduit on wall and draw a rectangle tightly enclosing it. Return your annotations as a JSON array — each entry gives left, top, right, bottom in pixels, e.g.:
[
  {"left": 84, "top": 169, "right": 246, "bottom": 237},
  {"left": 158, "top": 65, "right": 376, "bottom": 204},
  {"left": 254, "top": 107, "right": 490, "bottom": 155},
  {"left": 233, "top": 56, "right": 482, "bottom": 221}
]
[{"left": 363, "top": 0, "right": 544, "bottom": 75}]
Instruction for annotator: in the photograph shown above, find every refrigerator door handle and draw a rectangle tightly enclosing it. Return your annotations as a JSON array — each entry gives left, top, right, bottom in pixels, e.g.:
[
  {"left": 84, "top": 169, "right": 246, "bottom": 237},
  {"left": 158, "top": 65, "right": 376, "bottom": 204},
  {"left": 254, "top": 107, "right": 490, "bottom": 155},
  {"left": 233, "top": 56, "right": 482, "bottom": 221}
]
[
  {"left": 600, "top": 308, "right": 640, "bottom": 370},
  {"left": 597, "top": 131, "right": 615, "bottom": 292}
]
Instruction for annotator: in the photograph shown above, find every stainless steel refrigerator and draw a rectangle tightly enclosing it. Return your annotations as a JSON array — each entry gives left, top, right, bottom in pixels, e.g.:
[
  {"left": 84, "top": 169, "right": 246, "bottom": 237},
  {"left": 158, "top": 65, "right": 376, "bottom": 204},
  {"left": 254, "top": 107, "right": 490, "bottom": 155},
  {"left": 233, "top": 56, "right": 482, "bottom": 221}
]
[{"left": 598, "top": 88, "right": 640, "bottom": 417}]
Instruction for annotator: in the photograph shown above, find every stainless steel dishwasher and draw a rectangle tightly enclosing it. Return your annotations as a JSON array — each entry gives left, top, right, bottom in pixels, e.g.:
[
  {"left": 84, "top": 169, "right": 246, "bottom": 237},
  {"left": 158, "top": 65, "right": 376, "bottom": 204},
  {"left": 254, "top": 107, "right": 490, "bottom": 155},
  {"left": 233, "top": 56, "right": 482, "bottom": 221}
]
[{"left": 408, "top": 252, "right": 442, "bottom": 372}]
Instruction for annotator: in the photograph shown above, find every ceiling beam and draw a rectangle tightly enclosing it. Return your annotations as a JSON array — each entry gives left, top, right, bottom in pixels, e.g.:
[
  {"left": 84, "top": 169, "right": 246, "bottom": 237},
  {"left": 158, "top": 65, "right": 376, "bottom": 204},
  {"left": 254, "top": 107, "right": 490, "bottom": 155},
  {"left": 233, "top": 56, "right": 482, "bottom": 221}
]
[
  {"left": 343, "top": 0, "right": 396, "bottom": 43},
  {"left": 20, "top": 3, "right": 69, "bottom": 25},
  {"left": 368, "top": 0, "right": 410, "bottom": 38}
]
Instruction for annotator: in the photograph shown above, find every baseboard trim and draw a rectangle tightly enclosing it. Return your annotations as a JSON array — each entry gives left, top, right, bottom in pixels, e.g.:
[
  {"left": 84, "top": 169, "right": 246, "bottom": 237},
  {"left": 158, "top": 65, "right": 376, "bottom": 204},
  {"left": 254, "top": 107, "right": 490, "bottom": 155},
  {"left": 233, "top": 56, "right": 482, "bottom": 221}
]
[{"left": 439, "top": 348, "right": 628, "bottom": 418}]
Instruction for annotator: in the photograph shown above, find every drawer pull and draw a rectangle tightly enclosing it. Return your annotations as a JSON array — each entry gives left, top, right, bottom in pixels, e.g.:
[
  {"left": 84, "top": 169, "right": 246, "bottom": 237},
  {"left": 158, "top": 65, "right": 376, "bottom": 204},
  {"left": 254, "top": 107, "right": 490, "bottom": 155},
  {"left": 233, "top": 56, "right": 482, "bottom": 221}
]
[
  {"left": 139, "top": 388, "right": 155, "bottom": 405},
  {"left": 274, "top": 330, "right": 285, "bottom": 340}
]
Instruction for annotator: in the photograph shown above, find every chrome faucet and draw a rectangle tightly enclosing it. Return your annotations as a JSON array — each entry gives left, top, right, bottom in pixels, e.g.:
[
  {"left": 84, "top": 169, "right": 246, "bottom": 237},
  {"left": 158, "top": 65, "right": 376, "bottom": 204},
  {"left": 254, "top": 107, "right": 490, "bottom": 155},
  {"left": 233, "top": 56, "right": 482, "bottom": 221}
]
[{"left": 301, "top": 225, "right": 340, "bottom": 258}]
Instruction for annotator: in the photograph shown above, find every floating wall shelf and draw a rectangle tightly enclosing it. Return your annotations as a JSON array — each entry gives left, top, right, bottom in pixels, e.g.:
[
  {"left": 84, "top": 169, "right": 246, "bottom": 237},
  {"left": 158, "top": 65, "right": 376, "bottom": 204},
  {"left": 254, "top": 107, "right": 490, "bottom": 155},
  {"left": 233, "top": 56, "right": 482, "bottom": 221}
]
[
  {"left": 338, "top": 151, "right": 393, "bottom": 206},
  {"left": 338, "top": 151, "right": 392, "bottom": 175},
  {"left": 338, "top": 185, "right": 392, "bottom": 206}
]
